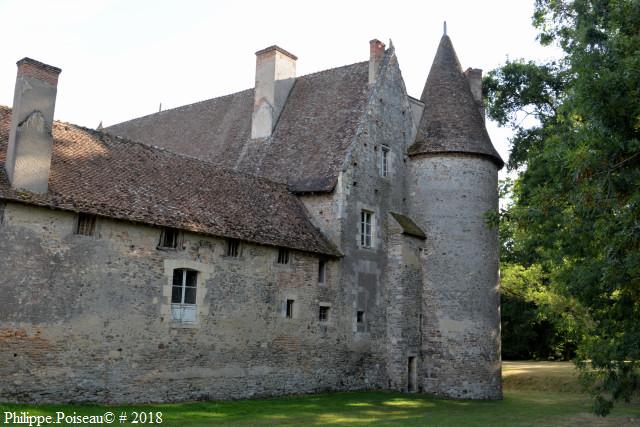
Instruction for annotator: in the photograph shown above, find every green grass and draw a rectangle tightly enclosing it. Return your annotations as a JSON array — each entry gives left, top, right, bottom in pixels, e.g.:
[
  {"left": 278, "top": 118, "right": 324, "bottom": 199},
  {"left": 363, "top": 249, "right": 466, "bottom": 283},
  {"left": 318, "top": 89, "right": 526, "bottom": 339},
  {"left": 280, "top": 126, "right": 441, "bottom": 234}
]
[{"left": 2, "top": 362, "right": 639, "bottom": 426}]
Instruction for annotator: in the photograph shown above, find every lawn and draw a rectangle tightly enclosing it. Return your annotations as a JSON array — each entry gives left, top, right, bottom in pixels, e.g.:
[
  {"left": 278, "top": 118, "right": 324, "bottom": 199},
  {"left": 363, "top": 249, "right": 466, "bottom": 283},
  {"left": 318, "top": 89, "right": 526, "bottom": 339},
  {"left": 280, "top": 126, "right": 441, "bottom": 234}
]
[{"left": 1, "top": 362, "right": 638, "bottom": 426}]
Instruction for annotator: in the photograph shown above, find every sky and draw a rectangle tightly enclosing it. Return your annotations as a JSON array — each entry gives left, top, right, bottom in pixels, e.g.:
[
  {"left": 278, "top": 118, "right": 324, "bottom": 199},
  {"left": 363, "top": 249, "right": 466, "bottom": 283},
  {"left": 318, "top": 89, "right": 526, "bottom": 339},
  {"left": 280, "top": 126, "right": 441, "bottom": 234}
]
[{"left": 0, "top": 0, "right": 561, "bottom": 173}]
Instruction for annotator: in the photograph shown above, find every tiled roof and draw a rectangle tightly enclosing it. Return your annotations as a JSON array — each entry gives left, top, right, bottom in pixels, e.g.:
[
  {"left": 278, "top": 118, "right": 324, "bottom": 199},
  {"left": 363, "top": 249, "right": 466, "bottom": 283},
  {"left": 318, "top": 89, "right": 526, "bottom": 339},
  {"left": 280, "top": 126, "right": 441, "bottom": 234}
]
[
  {"left": 0, "top": 106, "right": 340, "bottom": 257},
  {"left": 409, "top": 35, "right": 504, "bottom": 169},
  {"left": 106, "top": 62, "right": 371, "bottom": 193}
]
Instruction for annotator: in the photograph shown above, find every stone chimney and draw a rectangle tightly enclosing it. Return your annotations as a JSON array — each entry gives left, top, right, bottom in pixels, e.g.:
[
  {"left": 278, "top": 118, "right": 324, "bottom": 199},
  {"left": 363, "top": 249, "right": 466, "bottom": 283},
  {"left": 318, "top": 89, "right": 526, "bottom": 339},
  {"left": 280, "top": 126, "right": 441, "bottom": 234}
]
[
  {"left": 5, "top": 58, "right": 61, "bottom": 193},
  {"left": 464, "top": 67, "right": 484, "bottom": 119},
  {"left": 369, "top": 39, "right": 386, "bottom": 85},
  {"left": 251, "top": 45, "right": 297, "bottom": 139}
]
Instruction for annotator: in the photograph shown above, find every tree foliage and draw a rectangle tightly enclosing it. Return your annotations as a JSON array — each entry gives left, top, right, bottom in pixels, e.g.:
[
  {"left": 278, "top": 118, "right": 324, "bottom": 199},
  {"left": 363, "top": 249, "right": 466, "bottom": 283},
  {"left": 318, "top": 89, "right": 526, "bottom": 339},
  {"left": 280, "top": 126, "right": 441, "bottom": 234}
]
[{"left": 484, "top": 0, "right": 640, "bottom": 415}]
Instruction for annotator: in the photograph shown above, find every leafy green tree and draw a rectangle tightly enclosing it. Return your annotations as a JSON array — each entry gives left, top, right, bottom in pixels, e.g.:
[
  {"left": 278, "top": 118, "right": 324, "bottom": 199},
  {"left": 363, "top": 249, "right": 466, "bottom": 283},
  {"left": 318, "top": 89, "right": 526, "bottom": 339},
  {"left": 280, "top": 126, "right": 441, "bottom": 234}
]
[{"left": 485, "top": 0, "right": 640, "bottom": 415}]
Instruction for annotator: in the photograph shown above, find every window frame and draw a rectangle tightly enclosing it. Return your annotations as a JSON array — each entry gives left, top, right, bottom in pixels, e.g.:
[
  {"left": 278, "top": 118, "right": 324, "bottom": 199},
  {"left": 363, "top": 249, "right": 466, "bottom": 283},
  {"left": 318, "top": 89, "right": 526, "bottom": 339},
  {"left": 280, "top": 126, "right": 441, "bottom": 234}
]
[
  {"left": 360, "top": 210, "right": 373, "bottom": 248},
  {"left": 159, "top": 227, "right": 181, "bottom": 250},
  {"left": 318, "top": 259, "right": 326, "bottom": 284},
  {"left": 380, "top": 146, "right": 390, "bottom": 177},
  {"left": 170, "top": 268, "right": 198, "bottom": 324},
  {"left": 285, "top": 299, "right": 295, "bottom": 319}
]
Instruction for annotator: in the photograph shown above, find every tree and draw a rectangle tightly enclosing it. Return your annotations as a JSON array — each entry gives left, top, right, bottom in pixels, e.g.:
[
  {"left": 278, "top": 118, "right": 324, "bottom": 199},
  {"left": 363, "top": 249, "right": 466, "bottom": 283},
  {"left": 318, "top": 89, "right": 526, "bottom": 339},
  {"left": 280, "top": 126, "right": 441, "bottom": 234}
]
[{"left": 484, "top": 0, "right": 640, "bottom": 415}]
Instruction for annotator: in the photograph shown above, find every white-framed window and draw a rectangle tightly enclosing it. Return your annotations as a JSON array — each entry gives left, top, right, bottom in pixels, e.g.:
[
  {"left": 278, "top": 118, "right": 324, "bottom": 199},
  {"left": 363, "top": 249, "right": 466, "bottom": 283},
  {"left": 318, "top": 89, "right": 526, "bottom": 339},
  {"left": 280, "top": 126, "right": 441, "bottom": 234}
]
[
  {"left": 171, "top": 268, "right": 198, "bottom": 323},
  {"left": 380, "top": 146, "right": 389, "bottom": 177},
  {"left": 360, "top": 210, "right": 373, "bottom": 248}
]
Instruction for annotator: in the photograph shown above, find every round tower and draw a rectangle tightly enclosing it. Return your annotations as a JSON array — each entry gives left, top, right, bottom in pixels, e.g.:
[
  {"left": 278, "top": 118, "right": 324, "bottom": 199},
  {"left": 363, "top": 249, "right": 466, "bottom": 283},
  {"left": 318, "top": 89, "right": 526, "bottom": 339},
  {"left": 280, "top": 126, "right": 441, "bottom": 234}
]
[{"left": 408, "top": 34, "right": 503, "bottom": 399}]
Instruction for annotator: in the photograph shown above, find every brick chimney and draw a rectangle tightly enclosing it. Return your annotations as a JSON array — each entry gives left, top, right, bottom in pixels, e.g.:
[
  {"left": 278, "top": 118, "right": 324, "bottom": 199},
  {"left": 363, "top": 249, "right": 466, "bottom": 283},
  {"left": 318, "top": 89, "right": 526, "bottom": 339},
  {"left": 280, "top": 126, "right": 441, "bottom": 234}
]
[
  {"left": 369, "top": 39, "right": 386, "bottom": 85},
  {"left": 5, "top": 58, "right": 61, "bottom": 193},
  {"left": 251, "top": 45, "right": 297, "bottom": 139},
  {"left": 464, "top": 67, "right": 484, "bottom": 120}
]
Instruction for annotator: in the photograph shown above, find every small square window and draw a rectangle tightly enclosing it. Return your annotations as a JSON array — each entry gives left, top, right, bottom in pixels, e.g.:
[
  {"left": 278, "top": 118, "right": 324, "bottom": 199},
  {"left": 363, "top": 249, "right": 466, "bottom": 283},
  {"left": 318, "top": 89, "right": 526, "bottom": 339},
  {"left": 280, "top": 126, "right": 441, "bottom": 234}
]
[
  {"left": 227, "top": 239, "right": 240, "bottom": 257},
  {"left": 319, "top": 306, "right": 330, "bottom": 322},
  {"left": 277, "top": 248, "right": 289, "bottom": 264},
  {"left": 285, "top": 299, "right": 295, "bottom": 318},
  {"left": 318, "top": 259, "right": 326, "bottom": 284},
  {"left": 360, "top": 210, "right": 373, "bottom": 248},
  {"left": 159, "top": 227, "right": 180, "bottom": 249},
  {"left": 76, "top": 213, "right": 97, "bottom": 236}
]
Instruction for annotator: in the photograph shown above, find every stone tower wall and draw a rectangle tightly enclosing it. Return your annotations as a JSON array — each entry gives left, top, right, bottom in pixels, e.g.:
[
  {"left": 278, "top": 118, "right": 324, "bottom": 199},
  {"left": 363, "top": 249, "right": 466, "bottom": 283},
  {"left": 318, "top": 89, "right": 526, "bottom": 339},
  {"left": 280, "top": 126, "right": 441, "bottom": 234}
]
[{"left": 408, "top": 154, "right": 502, "bottom": 399}]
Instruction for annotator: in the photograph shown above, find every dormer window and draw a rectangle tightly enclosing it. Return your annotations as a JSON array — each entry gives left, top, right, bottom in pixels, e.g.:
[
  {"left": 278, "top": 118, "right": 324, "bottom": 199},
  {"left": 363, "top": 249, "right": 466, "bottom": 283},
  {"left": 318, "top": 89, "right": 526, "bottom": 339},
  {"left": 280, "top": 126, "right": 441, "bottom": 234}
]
[{"left": 159, "top": 227, "right": 180, "bottom": 249}]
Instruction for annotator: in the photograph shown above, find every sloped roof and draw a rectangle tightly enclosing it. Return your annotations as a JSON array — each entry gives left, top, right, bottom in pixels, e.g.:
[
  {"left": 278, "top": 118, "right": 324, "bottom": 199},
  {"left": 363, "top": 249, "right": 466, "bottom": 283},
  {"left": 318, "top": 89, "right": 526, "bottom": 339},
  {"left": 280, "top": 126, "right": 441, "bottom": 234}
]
[
  {"left": 0, "top": 106, "right": 340, "bottom": 257},
  {"left": 409, "top": 35, "right": 503, "bottom": 169},
  {"left": 106, "top": 62, "right": 371, "bottom": 193},
  {"left": 389, "top": 212, "right": 426, "bottom": 239}
]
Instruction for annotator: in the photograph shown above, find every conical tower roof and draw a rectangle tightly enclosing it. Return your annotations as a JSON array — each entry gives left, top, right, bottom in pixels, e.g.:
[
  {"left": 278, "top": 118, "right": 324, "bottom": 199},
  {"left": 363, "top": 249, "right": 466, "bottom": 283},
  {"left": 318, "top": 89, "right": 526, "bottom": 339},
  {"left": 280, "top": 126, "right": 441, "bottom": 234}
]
[{"left": 409, "top": 35, "right": 504, "bottom": 169}]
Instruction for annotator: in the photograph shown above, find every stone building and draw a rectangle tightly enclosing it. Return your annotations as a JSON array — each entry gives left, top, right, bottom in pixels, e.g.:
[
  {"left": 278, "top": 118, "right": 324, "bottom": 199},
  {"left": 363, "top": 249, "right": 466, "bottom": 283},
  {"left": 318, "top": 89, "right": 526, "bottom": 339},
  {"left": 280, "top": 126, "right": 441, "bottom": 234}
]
[{"left": 0, "top": 33, "right": 504, "bottom": 403}]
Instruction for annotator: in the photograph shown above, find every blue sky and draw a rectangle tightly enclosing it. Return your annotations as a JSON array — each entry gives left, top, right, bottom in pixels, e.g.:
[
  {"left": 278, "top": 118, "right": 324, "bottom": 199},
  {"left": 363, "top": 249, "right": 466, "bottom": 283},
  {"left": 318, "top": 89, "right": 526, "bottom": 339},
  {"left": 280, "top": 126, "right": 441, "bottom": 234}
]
[{"left": 0, "top": 0, "right": 561, "bottom": 170}]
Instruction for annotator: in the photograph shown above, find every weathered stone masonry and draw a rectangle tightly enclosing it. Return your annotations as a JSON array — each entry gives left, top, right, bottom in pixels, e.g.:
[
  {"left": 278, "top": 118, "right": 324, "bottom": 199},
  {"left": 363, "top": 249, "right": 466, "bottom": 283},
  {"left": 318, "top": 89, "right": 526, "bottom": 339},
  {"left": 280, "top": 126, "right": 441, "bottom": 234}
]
[{"left": 0, "top": 33, "right": 504, "bottom": 403}]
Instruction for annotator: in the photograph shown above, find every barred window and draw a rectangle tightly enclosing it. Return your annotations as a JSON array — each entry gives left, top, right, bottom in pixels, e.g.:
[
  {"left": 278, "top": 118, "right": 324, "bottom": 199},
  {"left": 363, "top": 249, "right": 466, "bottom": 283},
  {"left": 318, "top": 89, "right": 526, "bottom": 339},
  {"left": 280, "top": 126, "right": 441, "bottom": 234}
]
[
  {"left": 76, "top": 213, "right": 97, "bottom": 236},
  {"left": 277, "top": 248, "right": 289, "bottom": 264},
  {"left": 227, "top": 239, "right": 240, "bottom": 257},
  {"left": 319, "top": 305, "right": 330, "bottom": 322}
]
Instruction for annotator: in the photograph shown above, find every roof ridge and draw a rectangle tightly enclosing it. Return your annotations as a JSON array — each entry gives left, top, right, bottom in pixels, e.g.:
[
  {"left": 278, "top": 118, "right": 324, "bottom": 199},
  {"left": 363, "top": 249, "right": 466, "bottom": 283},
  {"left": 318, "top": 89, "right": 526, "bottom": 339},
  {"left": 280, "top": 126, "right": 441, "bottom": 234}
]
[
  {"left": 106, "top": 61, "right": 369, "bottom": 129},
  {"left": 104, "top": 88, "right": 254, "bottom": 129}
]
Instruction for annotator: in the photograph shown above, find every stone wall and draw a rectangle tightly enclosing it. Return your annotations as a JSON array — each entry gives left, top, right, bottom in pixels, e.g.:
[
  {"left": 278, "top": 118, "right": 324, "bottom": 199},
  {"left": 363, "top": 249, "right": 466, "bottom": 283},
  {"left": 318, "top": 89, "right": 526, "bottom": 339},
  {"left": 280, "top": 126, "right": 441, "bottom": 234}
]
[
  {"left": 333, "top": 48, "right": 423, "bottom": 390},
  {"left": 0, "top": 202, "right": 365, "bottom": 403}
]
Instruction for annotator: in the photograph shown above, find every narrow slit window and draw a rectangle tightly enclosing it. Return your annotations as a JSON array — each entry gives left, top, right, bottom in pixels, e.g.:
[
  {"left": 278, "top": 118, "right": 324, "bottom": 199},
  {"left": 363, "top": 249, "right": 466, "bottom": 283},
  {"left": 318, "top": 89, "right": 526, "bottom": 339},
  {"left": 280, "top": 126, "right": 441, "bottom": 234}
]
[
  {"left": 319, "top": 306, "right": 330, "bottom": 322},
  {"left": 380, "top": 146, "right": 389, "bottom": 177},
  {"left": 285, "top": 299, "right": 295, "bottom": 318},
  {"left": 171, "top": 268, "right": 198, "bottom": 323},
  {"left": 277, "top": 248, "right": 289, "bottom": 264},
  {"left": 318, "top": 260, "right": 326, "bottom": 284},
  {"left": 227, "top": 239, "right": 240, "bottom": 257},
  {"left": 76, "top": 213, "right": 97, "bottom": 236},
  {"left": 360, "top": 210, "right": 373, "bottom": 248},
  {"left": 160, "top": 227, "right": 179, "bottom": 249},
  {"left": 357, "top": 310, "right": 365, "bottom": 323}
]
